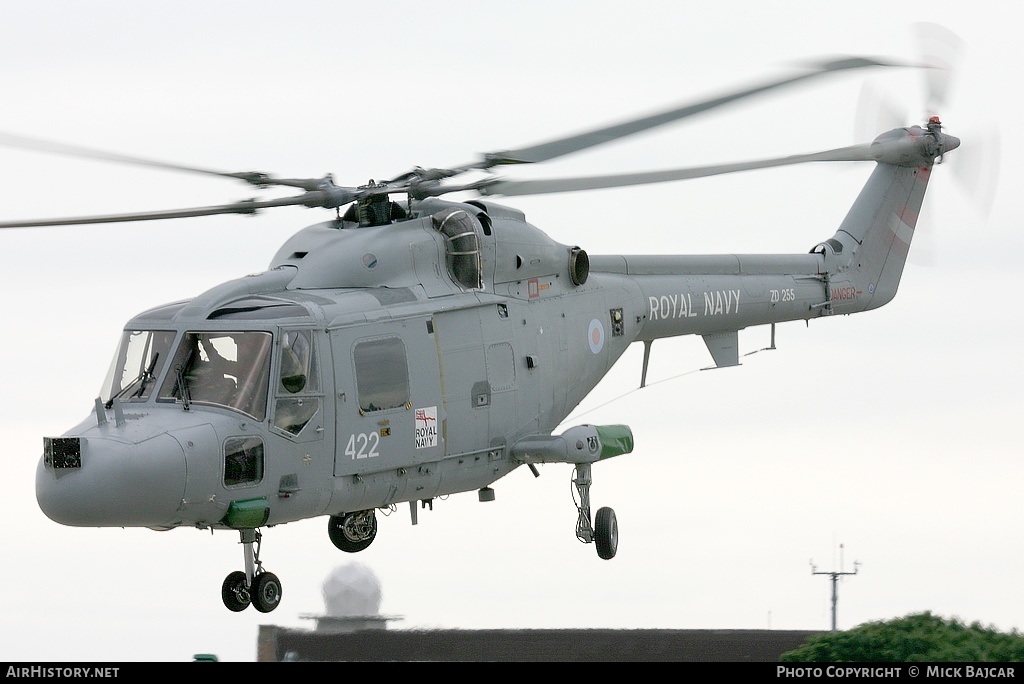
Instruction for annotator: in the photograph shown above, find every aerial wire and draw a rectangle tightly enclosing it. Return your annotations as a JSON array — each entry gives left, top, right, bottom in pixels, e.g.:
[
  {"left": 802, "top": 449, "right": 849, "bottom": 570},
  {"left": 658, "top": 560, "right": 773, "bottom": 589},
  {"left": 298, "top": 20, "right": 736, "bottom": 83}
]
[{"left": 564, "top": 327, "right": 777, "bottom": 423}]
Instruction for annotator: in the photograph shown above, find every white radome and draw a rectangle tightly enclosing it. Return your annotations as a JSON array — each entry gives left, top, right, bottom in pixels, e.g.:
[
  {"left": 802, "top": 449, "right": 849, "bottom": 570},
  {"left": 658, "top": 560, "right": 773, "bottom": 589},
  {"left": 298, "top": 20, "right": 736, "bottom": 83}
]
[{"left": 322, "top": 562, "right": 383, "bottom": 617}]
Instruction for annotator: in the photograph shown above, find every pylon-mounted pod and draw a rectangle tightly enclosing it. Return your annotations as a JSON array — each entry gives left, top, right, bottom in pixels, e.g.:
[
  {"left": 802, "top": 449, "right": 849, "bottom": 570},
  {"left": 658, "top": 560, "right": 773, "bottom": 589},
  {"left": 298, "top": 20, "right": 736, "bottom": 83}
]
[
  {"left": 569, "top": 246, "right": 589, "bottom": 286},
  {"left": 510, "top": 424, "right": 634, "bottom": 465}
]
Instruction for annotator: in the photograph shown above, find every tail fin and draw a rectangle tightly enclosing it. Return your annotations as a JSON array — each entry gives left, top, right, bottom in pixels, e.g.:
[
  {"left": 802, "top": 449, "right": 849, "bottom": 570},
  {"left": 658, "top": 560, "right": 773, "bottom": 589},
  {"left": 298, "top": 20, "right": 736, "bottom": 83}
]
[{"left": 818, "top": 123, "right": 958, "bottom": 313}]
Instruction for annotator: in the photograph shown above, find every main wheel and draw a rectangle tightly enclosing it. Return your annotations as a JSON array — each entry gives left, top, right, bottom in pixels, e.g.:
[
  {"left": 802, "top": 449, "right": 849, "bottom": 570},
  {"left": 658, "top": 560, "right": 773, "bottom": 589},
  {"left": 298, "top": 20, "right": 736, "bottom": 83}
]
[
  {"left": 221, "top": 570, "right": 250, "bottom": 612},
  {"left": 251, "top": 572, "right": 283, "bottom": 613},
  {"left": 328, "top": 510, "right": 377, "bottom": 552},
  {"left": 594, "top": 506, "right": 618, "bottom": 560}
]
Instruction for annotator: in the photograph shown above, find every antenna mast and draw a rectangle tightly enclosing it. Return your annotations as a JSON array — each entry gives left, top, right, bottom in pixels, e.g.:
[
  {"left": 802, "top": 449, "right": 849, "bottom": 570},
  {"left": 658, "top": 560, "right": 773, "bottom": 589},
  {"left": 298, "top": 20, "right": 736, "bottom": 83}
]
[{"left": 810, "top": 543, "right": 860, "bottom": 631}]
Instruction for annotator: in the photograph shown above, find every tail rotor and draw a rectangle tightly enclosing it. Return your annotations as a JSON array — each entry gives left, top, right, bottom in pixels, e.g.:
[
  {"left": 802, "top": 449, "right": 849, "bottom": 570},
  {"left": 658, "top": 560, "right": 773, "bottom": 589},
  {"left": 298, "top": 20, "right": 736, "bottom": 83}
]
[{"left": 854, "top": 22, "right": 1000, "bottom": 266}]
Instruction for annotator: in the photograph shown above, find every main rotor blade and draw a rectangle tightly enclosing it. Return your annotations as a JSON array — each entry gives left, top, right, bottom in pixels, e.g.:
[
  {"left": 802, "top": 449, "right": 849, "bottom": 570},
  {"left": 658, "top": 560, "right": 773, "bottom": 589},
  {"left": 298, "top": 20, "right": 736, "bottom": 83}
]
[
  {"left": 0, "top": 131, "right": 274, "bottom": 183},
  {"left": 475, "top": 57, "right": 905, "bottom": 168},
  {"left": 0, "top": 132, "right": 346, "bottom": 193},
  {"left": 0, "top": 191, "right": 351, "bottom": 229},
  {"left": 476, "top": 143, "right": 898, "bottom": 197}
]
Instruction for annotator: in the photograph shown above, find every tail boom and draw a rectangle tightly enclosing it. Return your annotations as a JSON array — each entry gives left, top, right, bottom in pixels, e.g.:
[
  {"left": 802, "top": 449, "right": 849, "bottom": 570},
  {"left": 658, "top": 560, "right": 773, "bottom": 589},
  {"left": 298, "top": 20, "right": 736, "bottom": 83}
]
[
  {"left": 821, "top": 122, "right": 957, "bottom": 313},
  {"left": 588, "top": 122, "right": 957, "bottom": 345}
]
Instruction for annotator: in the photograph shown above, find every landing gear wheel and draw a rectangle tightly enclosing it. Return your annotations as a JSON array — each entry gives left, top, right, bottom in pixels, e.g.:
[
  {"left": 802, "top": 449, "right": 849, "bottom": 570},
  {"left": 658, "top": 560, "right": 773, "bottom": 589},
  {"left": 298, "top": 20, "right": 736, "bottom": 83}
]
[
  {"left": 595, "top": 506, "right": 618, "bottom": 560},
  {"left": 221, "top": 570, "right": 250, "bottom": 612},
  {"left": 251, "top": 572, "right": 283, "bottom": 613},
  {"left": 328, "top": 510, "right": 377, "bottom": 552}
]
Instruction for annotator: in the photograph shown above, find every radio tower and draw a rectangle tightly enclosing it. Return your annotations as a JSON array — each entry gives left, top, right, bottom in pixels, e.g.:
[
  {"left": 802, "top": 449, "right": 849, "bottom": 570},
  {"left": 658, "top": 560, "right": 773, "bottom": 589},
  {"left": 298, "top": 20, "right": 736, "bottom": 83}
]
[{"left": 810, "top": 543, "right": 860, "bottom": 631}]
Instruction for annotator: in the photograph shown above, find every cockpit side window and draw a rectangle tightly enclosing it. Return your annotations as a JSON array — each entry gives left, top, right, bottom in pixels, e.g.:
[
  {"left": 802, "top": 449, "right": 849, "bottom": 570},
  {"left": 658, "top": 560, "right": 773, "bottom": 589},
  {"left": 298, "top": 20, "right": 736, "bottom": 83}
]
[
  {"left": 223, "top": 436, "right": 264, "bottom": 487},
  {"left": 158, "top": 331, "right": 272, "bottom": 420},
  {"left": 273, "top": 329, "right": 322, "bottom": 436},
  {"left": 353, "top": 336, "right": 409, "bottom": 413}
]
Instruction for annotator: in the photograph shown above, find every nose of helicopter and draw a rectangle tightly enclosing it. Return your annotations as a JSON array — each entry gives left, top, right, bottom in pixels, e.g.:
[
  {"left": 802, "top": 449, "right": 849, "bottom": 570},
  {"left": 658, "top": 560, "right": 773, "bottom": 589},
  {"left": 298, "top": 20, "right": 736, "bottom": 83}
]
[{"left": 36, "top": 433, "right": 187, "bottom": 528}]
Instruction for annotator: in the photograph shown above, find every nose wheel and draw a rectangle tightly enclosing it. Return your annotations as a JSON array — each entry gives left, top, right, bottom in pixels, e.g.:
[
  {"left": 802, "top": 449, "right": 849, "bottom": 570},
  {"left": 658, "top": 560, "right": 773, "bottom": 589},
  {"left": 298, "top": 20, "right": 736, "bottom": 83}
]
[
  {"left": 221, "top": 571, "right": 250, "bottom": 612},
  {"left": 220, "top": 528, "right": 282, "bottom": 613}
]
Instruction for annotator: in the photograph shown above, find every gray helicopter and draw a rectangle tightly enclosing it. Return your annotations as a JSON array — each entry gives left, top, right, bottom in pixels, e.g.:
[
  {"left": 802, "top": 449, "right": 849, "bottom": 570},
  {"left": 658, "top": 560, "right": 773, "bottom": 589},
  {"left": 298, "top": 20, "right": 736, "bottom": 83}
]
[{"left": 2, "top": 57, "right": 959, "bottom": 613}]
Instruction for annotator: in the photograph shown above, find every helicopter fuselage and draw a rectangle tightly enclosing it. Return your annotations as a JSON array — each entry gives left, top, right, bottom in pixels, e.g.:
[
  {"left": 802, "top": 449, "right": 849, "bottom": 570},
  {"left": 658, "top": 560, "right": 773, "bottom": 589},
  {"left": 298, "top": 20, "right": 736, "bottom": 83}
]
[
  {"left": 36, "top": 136, "right": 929, "bottom": 533},
  {"left": 29, "top": 120, "right": 955, "bottom": 612}
]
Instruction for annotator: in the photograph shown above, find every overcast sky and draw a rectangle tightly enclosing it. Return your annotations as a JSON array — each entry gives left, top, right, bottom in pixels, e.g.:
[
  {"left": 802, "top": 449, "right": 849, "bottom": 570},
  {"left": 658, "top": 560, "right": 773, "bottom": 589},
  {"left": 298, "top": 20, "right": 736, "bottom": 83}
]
[{"left": 1, "top": 1, "right": 1019, "bottom": 663}]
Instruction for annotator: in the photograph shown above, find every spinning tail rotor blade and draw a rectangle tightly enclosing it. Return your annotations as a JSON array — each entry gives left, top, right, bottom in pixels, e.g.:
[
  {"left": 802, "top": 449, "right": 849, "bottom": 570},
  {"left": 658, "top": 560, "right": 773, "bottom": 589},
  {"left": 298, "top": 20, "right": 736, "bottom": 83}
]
[
  {"left": 854, "top": 22, "right": 963, "bottom": 141},
  {"left": 852, "top": 21, "right": 998, "bottom": 269},
  {"left": 951, "top": 125, "right": 1000, "bottom": 221},
  {"left": 915, "top": 21, "right": 964, "bottom": 117}
]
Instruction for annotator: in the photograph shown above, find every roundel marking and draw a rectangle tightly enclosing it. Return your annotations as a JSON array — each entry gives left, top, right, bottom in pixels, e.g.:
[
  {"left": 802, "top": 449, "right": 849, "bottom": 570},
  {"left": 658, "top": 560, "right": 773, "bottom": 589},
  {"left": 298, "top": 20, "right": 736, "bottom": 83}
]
[
  {"left": 362, "top": 253, "right": 378, "bottom": 269},
  {"left": 588, "top": 319, "right": 605, "bottom": 354}
]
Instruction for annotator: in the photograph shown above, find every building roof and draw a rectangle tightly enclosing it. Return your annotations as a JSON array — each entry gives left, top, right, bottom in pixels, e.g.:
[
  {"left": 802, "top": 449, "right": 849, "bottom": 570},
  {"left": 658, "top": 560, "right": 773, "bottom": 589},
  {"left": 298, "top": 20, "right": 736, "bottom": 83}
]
[{"left": 258, "top": 626, "right": 823, "bottom": 662}]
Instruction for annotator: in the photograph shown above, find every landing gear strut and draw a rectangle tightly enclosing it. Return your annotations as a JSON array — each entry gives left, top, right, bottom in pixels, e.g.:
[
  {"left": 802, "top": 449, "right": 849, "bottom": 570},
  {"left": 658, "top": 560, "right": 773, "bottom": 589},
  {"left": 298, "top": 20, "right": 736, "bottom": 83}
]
[
  {"left": 220, "top": 528, "right": 282, "bottom": 613},
  {"left": 328, "top": 509, "right": 377, "bottom": 552},
  {"left": 573, "top": 463, "right": 618, "bottom": 560}
]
